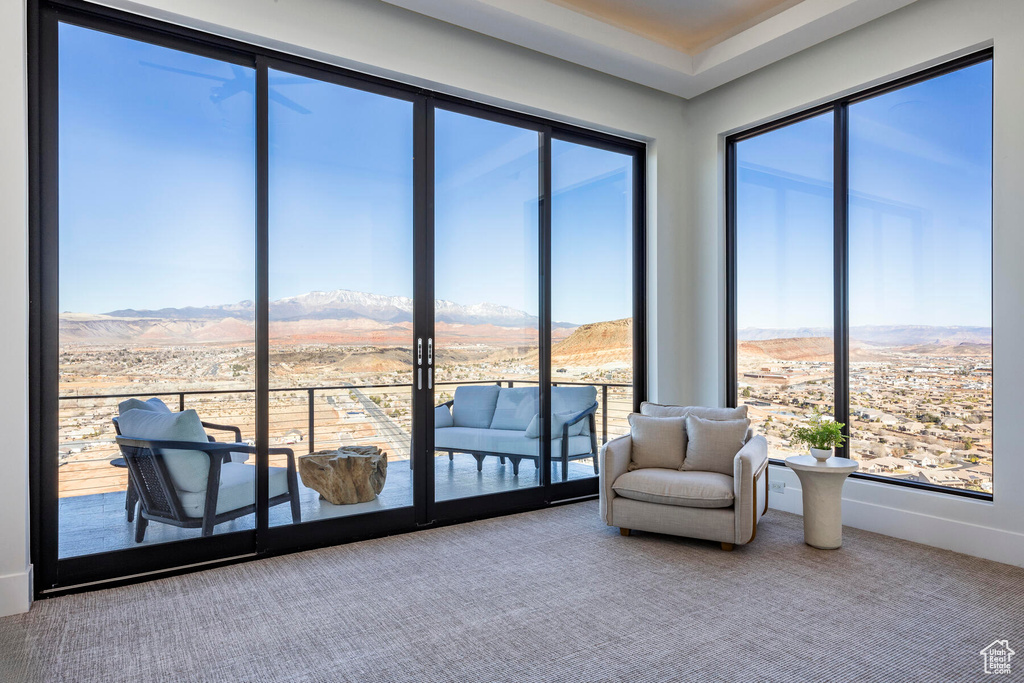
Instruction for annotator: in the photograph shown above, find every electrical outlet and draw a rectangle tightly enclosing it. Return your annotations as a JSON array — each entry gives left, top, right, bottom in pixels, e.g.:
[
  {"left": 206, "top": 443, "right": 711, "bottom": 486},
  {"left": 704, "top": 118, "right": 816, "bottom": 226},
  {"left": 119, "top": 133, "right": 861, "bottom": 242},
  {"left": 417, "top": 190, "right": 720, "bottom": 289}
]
[{"left": 769, "top": 481, "right": 786, "bottom": 493}]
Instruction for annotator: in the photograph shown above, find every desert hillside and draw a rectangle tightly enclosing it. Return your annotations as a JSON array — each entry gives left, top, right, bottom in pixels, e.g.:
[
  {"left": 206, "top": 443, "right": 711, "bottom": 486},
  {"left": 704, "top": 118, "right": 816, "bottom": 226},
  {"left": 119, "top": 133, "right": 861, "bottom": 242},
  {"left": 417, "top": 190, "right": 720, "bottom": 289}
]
[
  {"left": 547, "top": 318, "right": 632, "bottom": 368},
  {"left": 738, "top": 336, "right": 833, "bottom": 362}
]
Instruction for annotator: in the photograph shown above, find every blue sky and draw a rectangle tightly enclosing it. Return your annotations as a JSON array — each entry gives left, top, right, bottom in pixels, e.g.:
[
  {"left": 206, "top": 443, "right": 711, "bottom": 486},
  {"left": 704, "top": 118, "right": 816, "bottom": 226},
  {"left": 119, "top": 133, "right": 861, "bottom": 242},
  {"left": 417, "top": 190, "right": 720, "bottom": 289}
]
[
  {"left": 737, "top": 59, "right": 992, "bottom": 331},
  {"left": 58, "top": 23, "right": 633, "bottom": 325}
]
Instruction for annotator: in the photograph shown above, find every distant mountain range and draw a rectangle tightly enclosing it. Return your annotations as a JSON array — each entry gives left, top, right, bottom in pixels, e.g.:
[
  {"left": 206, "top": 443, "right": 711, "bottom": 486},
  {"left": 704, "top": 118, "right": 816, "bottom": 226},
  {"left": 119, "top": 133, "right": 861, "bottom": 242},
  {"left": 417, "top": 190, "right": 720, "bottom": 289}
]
[
  {"left": 102, "top": 289, "right": 575, "bottom": 329},
  {"left": 739, "top": 325, "right": 991, "bottom": 346},
  {"left": 61, "top": 289, "right": 576, "bottom": 345}
]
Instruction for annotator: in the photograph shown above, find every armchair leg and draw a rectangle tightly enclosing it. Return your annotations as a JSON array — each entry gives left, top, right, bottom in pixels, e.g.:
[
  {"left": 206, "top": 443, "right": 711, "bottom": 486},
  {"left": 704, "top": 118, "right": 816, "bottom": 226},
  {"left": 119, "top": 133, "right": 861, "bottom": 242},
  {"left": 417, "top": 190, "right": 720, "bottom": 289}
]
[
  {"left": 620, "top": 528, "right": 630, "bottom": 536},
  {"left": 125, "top": 479, "right": 138, "bottom": 523},
  {"left": 134, "top": 515, "right": 148, "bottom": 543},
  {"left": 721, "top": 542, "right": 734, "bottom": 551}
]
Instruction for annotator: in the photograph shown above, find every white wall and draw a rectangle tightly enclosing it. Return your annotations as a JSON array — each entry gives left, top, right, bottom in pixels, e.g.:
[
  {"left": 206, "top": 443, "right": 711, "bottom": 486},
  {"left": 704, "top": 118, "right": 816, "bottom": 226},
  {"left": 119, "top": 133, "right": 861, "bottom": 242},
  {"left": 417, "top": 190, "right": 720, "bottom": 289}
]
[
  {"left": 685, "top": 0, "right": 1024, "bottom": 567},
  {"left": 0, "top": 0, "right": 32, "bottom": 617},
  {"left": 0, "top": 0, "right": 687, "bottom": 614}
]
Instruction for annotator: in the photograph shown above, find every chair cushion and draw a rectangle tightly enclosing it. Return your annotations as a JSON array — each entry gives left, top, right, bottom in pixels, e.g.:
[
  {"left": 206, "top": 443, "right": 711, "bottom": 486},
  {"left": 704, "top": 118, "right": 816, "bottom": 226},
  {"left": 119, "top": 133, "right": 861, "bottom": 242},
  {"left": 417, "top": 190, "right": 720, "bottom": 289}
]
[
  {"left": 552, "top": 386, "right": 597, "bottom": 435},
  {"left": 116, "top": 408, "right": 210, "bottom": 492},
  {"left": 613, "top": 469, "right": 735, "bottom": 509},
  {"left": 524, "top": 411, "right": 586, "bottom": 438},
  {"left": 434, "top": 427, "right": 591, "bottom": 457},
  {"left": 452, "top": 385, "right": 501, "bottom": 428},
  {"left": 118, "top": 397, "right": 173, "bottom": 415},
  {"left": 627, "top": 413, "right": 686, "bottom": 470},
  {"left": 490, "top": 387, "right": 538, "bottom": 431},
  {"left": 435, "top": 404, "right": 454, "bottom": 428},
  {"left": 177, "top": 463, "right": 289, "bottom": 517},
  {"left": 682, "top": 415, "right": 750, "bottom": 476},
  {"left": 640, "top": 402, "right": 748, "bottom": 421}
]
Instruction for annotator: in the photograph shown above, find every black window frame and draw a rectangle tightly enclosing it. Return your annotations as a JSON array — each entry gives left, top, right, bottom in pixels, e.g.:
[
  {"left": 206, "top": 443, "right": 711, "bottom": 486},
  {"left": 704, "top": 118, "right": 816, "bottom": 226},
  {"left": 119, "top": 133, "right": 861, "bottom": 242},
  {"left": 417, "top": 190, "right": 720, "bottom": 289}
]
[
  {"left": 725, "top": 48, "right": 994, "bottom": 501},
  {"left": 29, "top": 0, "right": 647, "bottom": 595}
]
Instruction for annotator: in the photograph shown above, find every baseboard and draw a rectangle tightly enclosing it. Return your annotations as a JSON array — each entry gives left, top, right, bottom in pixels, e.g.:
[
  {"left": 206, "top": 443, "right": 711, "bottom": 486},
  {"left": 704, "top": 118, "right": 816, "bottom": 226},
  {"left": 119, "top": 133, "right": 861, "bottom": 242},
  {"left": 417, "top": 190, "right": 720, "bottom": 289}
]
[
  {"left": 767, "top": 469, "right": 1024, "bottom": 568},
  {"left": 0, "top": 566, "right": 32, "bottom": 617}
]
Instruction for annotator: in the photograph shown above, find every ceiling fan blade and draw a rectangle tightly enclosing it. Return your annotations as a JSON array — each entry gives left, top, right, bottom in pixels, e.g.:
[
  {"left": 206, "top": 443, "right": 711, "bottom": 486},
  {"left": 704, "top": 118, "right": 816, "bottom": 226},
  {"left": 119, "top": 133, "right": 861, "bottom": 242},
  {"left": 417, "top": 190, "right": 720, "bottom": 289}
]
[
  {"left": 269, "top": 90, "right": 312, "bottom": 115},
  {"left": 139, "top": 60, "right": 230, "bottom": 82}
]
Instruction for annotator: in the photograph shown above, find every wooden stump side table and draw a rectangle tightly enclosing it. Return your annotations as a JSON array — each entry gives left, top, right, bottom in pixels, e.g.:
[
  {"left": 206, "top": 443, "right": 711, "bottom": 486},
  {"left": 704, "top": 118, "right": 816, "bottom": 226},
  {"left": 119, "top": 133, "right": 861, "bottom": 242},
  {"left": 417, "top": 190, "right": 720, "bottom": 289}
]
[{"left": 785, "top": 455, "right": 858, "bottom": 549}]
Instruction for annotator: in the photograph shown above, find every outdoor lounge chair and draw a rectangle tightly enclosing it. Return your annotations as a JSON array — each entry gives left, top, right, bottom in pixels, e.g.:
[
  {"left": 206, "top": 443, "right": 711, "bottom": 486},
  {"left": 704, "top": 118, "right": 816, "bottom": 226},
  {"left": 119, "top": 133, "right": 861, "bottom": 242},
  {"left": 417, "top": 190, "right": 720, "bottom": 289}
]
[
  {"left": 113, "top": 397, "right": 247, "bottom": 522},
  {"left": 113, "top": 406, "right": 300, "bottom": 541}
]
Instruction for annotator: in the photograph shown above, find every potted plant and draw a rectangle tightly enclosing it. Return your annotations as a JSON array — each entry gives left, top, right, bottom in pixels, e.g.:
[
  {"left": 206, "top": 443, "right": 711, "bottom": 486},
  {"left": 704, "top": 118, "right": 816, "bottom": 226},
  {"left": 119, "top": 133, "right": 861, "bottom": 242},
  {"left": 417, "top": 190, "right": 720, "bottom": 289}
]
[{"left": 791, "top": 411, "right": 847, "bottom": 461}]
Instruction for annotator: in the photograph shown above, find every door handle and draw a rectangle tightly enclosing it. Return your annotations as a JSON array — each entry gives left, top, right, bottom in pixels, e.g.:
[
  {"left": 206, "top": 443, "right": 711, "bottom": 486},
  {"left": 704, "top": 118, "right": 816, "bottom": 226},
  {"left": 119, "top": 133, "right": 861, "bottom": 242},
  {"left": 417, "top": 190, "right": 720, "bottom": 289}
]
[
  {"left": 427, "top": 338, "right": 433, "bottom": 366},
  {"left": 418, "top": 368, "right": 423, "bottom": 390},
  {"left": 417, "top": 337, "right": 423, "bottom": 366},
  {"left": 428, "top": 367, "right": 433, "bottom": 390}
]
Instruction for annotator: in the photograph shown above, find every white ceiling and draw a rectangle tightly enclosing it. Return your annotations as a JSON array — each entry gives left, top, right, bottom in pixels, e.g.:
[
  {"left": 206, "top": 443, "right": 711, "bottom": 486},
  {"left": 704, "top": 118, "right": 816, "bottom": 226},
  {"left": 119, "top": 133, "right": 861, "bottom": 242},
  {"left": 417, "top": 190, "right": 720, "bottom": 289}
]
[{"left": 380, "top": 0, "right": 921, "bottom": 98}]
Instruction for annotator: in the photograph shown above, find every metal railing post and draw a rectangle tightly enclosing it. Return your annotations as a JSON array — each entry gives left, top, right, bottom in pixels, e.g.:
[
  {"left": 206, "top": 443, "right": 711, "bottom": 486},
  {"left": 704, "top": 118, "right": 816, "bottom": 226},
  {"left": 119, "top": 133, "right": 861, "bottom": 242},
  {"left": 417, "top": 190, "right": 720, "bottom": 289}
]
[
  {"left": 179, "top": 392, "right": 185, "bottom": 412},
  {"left": 308, "top": 388, "right": 315, "bottom": 454},
  {"left": 602, "top": 385, "right": 608, "bottom": 444}
]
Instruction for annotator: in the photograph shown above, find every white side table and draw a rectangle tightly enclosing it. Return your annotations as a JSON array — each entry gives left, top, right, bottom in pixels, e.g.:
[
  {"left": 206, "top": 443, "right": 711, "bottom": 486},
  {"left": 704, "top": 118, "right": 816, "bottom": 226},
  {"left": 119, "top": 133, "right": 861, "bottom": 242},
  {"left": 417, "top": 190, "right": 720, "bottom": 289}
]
[{"left": 785, "top": 455, "right": 858, "bottom": 549}]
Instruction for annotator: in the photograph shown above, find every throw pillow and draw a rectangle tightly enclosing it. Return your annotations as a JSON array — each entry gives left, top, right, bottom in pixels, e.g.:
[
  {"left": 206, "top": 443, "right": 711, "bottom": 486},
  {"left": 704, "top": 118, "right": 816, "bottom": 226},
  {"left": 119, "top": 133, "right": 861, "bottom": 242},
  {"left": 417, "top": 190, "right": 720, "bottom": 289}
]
[
  {"left": 116, "top": 408, "right": 211, "bottom": 493},
  {"left": 682, "top": 415, "right": 750, "bottom": 475},
  {"left": 435, "top": 404, "right": 454, "bottom": 429},
  {"left": 626, "top": 413, "right": 686, "bottom": 470},
  {"left": 117, "top": 397, "right": 172, "bottom": 415},
  {"left": 524, "top": 411, "right": 586, "bottom": 438}
]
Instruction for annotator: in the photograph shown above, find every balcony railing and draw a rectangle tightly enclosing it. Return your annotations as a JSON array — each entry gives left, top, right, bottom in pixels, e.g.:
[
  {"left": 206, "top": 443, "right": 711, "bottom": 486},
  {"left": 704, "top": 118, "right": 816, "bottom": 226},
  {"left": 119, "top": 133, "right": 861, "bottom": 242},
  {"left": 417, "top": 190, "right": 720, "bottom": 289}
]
[{"left": 57, "top": 379, "right": 634, "bottom": 497}]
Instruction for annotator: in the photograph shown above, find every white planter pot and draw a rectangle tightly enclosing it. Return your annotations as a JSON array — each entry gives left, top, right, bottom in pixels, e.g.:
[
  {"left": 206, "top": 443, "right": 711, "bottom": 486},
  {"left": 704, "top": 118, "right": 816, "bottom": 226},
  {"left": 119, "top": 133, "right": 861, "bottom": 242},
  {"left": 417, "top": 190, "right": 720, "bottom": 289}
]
[{"left": 810, "top": 447, "right": 833, "bottom": 462}]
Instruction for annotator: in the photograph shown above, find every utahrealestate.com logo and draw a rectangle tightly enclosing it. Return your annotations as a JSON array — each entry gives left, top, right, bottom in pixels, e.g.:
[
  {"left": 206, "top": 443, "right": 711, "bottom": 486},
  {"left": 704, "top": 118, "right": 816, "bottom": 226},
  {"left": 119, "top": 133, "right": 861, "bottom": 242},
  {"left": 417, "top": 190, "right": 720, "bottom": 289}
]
[{"left": 981, "top": 640, "right": 1015, "bottom": 675}]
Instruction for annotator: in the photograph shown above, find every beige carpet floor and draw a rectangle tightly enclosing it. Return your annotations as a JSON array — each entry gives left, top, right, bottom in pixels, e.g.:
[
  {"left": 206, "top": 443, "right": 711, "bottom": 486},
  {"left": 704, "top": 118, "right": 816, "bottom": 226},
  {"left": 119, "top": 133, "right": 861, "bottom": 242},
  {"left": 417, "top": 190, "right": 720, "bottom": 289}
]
[{"left": 2, "top": 501, "right": 1023, "bottom": 682}]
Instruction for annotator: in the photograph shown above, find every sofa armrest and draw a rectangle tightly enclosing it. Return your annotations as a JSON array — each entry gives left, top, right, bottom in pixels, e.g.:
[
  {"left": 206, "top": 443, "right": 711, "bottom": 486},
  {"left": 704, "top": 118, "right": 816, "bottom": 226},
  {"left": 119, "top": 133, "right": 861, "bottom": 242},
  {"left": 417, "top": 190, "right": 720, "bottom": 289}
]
[
  {"left": 734, "top": 435, "right": 769, "bottom": 544},
  {"left": 599, "top": 434, "right": 632, "bottom": 525}
]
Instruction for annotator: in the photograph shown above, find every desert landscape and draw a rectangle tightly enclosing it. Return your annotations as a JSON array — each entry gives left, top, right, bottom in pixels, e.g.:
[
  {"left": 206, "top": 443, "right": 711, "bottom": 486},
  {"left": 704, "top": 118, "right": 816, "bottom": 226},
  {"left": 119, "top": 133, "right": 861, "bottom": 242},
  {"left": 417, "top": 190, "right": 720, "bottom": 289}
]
[
  {"left": 738, "top": 326, "right": 992, "bottom": 492},
  {"left": 57, "top": 289, "right": 635, "bottom": 498}
]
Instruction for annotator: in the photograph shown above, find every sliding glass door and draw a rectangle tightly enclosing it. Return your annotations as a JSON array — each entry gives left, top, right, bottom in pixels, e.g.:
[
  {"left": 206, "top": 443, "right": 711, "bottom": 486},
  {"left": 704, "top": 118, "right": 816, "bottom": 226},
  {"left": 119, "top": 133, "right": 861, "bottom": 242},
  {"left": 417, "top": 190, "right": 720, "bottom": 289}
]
[
  {"left": 267, "top": 68, "right": 416, "bottom": 528},
  {"left": 34, "top": 3, "right": 644, "bottom": 593},
  {"left": 55, "top": 24, "right": 258, "bottom": 565},
  {"left": 433, "top": 109, "right": 542, "bottom": 500}
]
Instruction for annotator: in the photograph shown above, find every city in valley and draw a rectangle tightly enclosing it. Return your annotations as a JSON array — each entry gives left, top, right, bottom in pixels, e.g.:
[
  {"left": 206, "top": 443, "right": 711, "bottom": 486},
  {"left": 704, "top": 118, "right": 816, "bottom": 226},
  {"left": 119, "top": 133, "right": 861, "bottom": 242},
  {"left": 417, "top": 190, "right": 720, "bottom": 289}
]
[
  {"left": 57, "top": 286, "right": 992, "bottom": 500},
  {"left": 57, "top": 291, "right": 636, "bottom": 498},
  {"left": 738, "top": 331, "right": 993, "bottom": 492}
]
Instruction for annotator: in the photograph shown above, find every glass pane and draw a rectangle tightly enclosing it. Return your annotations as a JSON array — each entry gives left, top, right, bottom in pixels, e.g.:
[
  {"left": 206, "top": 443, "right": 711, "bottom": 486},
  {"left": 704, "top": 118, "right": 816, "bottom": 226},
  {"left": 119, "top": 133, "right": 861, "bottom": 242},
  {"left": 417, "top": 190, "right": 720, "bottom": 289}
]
[
  {"left": 550, "top": 140, "right": 633, "bottom": 481},
  {"left": 433, "top": 111, "right": 540, "bottom": 500},
  {"left": 268, "top": 71, "right": 414, "bottom": 524},
  {"left": 57, "top": 24, "right": 256, "bottom": 556},
  {"left": 848, "top": 61, "right": 993, "bottom": 492},
  {"left": 735, "top": 113, "right": 835, "bottom": 455}
]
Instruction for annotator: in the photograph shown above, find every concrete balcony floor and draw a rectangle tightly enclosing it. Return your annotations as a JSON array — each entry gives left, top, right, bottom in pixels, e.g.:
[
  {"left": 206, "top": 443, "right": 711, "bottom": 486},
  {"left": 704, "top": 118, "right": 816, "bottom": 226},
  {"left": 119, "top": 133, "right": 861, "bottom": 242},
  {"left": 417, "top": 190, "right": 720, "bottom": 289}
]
[{"left": 58, "top": 453, "right": 597, "bottom": 558}]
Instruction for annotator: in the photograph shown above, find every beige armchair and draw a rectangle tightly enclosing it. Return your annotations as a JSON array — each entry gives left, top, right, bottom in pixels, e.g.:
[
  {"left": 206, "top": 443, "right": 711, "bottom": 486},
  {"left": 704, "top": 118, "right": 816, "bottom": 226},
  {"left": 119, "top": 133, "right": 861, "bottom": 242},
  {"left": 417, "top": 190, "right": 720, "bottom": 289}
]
[{"left": 599, "top": 403, "right": 769, "bottom": 550}]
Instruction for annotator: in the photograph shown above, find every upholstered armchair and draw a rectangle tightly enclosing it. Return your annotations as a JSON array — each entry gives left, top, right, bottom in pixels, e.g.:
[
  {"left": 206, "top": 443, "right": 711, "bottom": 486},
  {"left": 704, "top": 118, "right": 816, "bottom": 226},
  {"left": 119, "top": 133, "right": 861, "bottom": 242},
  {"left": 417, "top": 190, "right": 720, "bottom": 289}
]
[{"left": 599, "top": 402, "right": 769, "bottom": 550}]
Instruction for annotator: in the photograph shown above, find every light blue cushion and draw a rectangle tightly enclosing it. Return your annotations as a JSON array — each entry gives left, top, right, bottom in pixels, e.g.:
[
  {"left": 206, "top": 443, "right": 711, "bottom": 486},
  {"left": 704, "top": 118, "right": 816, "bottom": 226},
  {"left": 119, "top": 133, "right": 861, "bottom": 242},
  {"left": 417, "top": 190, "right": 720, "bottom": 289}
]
[
  {"left": 435, "top": 404, "right": 454, "bottom": 428},
  {"left": 435, "top": 427, "right": 591, "bottom": 457},
  {"left": 177, "top": 463, "right": 289, "bottom": 517},
  {"left": 552, "top": 386, "right": 597, "bottom": 435},
  {"left": 118, "top": 397, "right": 172, "bottom": 415},
  {"left": 524, "top": 411, "right": 586, "bottom": 438},
  {"left": 489, "top": 387, "right": 538, "bottom": 431},
  {"left": 116, "top": 409, "right": 211, "bottom": 493},
  {"left": 452, "top": 385, "right": 501, "bottom": 428}
]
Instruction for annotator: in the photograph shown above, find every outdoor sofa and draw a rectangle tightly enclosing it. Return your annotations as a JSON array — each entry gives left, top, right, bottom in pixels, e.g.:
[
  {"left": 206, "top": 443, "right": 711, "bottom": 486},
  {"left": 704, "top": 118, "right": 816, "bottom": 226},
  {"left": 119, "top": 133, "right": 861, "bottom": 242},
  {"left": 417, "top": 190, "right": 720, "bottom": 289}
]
[{"left": 435, "top": 385, "right": 599, "bottom": 481}]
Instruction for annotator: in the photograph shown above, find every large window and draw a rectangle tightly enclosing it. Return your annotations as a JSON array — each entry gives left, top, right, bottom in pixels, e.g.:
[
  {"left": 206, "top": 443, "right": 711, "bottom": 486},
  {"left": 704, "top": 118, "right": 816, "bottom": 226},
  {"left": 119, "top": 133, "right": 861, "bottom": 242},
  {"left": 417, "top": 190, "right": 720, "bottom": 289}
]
[
  {"left": 34, "top": 3, "right": 644, "bottom": 592},
  {"left": 729, "top": 53, "right": 993, "bottom": 496}
]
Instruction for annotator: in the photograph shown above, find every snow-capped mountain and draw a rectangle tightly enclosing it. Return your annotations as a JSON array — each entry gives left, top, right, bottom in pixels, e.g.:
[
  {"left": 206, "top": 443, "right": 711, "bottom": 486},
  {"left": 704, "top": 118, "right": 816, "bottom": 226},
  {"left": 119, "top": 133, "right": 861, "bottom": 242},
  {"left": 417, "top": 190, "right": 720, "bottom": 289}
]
[{"left": 104, "top": 289, "right": 572, "bottom": 328}]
